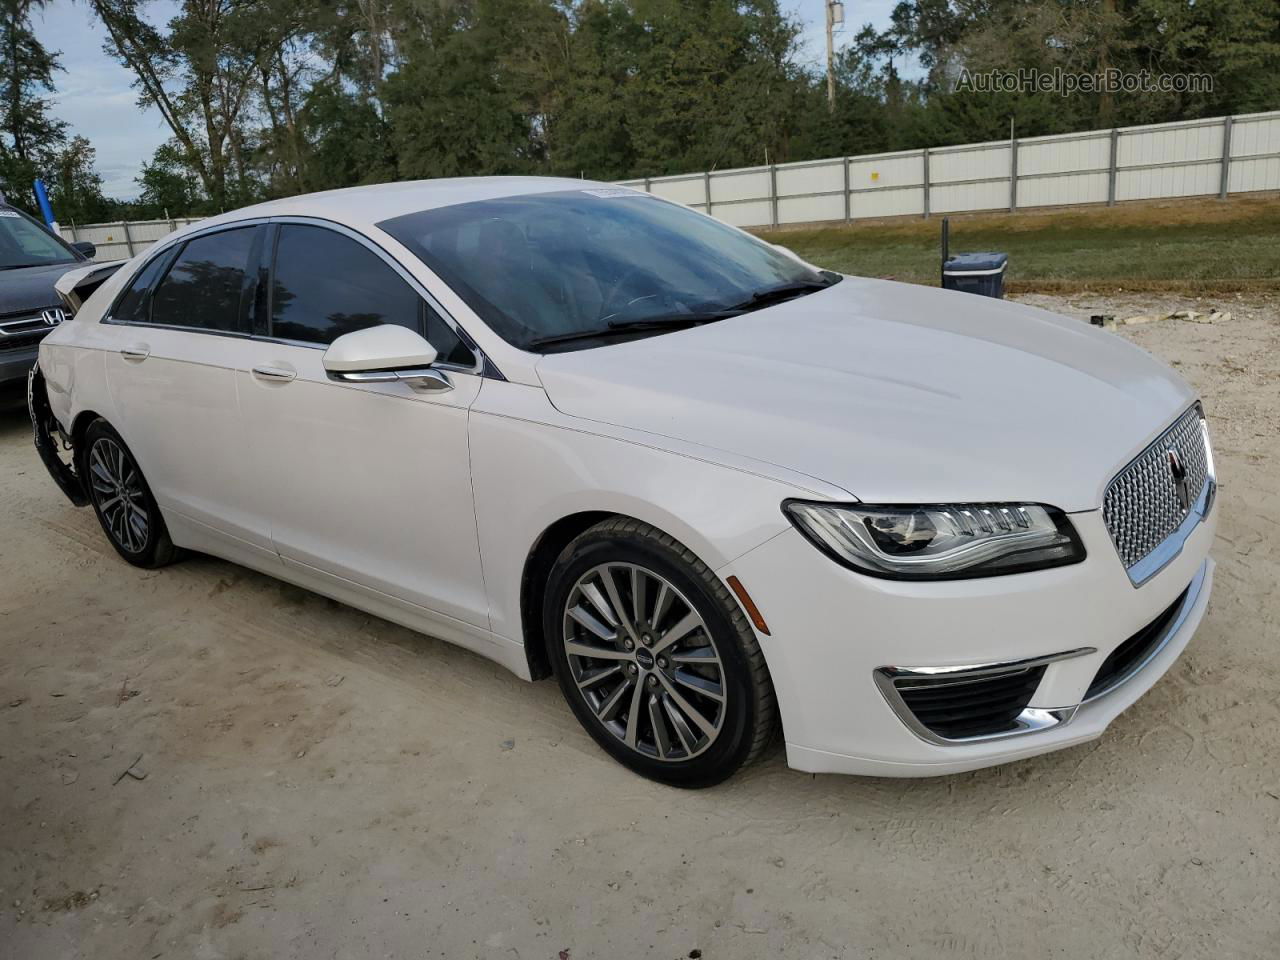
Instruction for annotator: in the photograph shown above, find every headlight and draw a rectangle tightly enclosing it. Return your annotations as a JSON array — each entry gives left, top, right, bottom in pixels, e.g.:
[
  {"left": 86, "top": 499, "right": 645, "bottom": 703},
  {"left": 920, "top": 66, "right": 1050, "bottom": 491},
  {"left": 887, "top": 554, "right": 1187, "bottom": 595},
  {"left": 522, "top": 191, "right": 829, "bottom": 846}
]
[{"left": 782, "top": 500, "right": 1086, "bottom": 580}]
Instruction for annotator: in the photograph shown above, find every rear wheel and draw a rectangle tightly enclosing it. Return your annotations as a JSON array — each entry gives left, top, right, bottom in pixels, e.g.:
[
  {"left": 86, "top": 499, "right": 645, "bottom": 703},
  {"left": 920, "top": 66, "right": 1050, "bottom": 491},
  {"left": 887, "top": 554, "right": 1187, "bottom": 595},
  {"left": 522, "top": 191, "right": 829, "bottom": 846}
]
[
  {"left": 80, "top": 419, "right": 178, "bottom": 568},
  {"left": 545, "top": 518, "right": 775, "bottom": 787}
]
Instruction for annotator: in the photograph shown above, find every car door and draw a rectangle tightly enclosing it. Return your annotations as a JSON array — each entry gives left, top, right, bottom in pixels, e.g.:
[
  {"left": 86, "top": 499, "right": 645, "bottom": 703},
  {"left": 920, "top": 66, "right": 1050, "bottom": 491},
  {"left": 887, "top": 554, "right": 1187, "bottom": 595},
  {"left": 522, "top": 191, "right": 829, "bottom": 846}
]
[
  {"left": 236, "top": 220, "right": 491, "bottom": 630},
  {"left": 102, "top": 222, "right": 277, "bottom": 557}
]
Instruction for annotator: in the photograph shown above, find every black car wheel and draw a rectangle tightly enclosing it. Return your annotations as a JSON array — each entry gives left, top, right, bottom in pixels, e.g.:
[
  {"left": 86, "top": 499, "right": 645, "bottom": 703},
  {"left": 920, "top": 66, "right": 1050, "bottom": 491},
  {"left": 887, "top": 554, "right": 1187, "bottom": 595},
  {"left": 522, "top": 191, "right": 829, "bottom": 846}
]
[
  {"left": 545, "top": 517, "right": 776, "bottom": 788},
  {"left": 79, "top": 419, "right": 178, "bottom": 568}
]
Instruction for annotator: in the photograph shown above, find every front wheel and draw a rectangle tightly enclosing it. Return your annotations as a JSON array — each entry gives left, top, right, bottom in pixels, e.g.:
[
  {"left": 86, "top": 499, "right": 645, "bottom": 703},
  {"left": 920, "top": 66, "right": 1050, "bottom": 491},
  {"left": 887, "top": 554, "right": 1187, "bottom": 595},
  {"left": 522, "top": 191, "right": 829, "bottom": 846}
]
[
  {"left": 544, "top": 518, "right": 776, "bottom": 787},
  {"left": 79, "top": 419, "right": 178, "bottom": 568}
]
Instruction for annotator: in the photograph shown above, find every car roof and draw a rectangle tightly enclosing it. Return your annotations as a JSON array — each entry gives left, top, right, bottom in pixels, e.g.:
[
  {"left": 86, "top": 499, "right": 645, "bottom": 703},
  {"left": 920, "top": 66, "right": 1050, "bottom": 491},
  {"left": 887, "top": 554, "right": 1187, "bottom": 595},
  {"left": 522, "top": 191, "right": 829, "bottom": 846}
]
[{"left": 195, "top": 176, "right": 614, "bottom": 234}]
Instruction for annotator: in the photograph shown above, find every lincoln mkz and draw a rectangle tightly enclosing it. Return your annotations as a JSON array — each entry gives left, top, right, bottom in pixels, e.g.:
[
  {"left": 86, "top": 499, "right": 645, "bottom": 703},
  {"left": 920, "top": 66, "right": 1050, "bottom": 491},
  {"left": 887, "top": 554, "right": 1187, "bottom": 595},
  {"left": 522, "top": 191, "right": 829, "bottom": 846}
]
[{"left": 30, "top": 179, "right": 1216, "bottom": 785}]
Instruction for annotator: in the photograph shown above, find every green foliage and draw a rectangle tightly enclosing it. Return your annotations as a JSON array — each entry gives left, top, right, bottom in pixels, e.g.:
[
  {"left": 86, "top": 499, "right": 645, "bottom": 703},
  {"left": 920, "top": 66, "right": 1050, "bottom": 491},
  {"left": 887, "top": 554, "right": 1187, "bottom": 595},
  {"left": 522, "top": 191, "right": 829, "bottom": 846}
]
[
  {"left": 5, "top": 0, "right": 1280, "bottom": 219},
  {"left": 47, "top": 135, "right": 114, "bottom": 223},
  {"left": 136, "top": 141, "right": 206, "bottom": 218},
  {"left": 0, "top": 0, "right": 64, "bottom": 212}
]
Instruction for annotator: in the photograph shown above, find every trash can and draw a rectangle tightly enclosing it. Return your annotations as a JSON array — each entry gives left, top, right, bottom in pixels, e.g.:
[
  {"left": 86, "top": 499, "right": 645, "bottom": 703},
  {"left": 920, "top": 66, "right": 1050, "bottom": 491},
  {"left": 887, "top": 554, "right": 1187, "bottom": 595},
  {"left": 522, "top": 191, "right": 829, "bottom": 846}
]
[{"left": 942, "top": 252, "right": 1008, "bottom": 299}]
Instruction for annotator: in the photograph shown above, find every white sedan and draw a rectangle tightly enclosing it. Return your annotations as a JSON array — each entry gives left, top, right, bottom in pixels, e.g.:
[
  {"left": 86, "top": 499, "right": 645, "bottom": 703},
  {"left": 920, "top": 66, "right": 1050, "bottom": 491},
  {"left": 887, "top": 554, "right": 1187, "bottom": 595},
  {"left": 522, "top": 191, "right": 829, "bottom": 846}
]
[{"left": 30, "top": 178, "right": 1216, "bottom": 786}]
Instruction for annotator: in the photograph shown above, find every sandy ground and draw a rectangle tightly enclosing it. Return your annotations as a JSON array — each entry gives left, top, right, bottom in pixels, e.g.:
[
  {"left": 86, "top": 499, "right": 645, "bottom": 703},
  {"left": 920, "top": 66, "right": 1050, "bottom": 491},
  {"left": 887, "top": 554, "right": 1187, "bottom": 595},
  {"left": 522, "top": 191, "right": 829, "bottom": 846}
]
[{"left": 2, "top": 293, "right": 1278, "bottom": 960}]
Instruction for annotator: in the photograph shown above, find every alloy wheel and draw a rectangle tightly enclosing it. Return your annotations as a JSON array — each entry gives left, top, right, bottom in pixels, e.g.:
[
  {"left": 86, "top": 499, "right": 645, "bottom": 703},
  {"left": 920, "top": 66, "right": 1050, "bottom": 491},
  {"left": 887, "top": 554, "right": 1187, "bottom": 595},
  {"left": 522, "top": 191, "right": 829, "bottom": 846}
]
[
  {"left": 562, "top": 562, "right": 726, "bottom": 761},
  {"left": 87, "top": 437, "right": 150, "bottom": 553}
]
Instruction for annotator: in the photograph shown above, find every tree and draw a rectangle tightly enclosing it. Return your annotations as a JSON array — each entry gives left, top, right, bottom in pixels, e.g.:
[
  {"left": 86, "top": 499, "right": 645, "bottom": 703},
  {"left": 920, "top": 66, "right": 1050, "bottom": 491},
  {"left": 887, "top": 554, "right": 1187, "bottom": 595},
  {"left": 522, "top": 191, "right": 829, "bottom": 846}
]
[
  {"left": 136, "top": 141, "right": 206, "bottom": 218},
  {"left": 49, "top": 135, "right": 113, "bottom": 223},
  {"left": 89, "top": 0, "right": 268, "bottom": 210},
  {"left": 0, "top": 0, "right": 66, "bottom": 212},
  {"left": 300, "top": 80, "right": 395, "bottom": 190}
]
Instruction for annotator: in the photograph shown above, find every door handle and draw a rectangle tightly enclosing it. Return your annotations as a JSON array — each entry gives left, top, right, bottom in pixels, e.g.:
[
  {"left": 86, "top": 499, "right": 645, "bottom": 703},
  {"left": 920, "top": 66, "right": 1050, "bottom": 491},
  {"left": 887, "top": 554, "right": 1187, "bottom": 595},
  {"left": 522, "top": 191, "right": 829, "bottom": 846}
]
[
  {"left": 252, "top": 364, "right": 297, "bottom": 383},
  {"left": 120, "top": 344, "right": 150, "bottom": 362}
]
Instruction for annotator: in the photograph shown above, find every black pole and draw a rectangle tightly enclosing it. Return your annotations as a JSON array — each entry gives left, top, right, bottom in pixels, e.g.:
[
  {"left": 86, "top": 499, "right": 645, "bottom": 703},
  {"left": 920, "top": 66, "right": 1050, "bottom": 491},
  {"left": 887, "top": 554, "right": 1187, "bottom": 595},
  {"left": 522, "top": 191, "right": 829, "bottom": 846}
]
[{"left": 940, "top": 217, "right": 950, "bottom": 285}]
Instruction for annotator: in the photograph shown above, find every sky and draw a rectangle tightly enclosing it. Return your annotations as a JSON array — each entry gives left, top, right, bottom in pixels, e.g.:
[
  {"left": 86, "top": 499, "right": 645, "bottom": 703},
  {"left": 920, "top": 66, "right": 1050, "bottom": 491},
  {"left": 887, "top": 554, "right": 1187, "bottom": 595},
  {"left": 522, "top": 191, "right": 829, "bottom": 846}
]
[{"left": 32, "top": 0, "right": 901, "bottom": 200}]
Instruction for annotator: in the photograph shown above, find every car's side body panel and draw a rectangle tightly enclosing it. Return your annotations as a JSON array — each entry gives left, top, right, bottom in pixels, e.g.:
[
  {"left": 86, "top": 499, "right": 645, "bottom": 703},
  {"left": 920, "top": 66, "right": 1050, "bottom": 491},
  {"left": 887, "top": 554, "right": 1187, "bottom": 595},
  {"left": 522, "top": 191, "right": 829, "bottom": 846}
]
[
  {"left": 467, "top": 380, "right": 845, "bottom": 647},
  {"left": 107, "top": 326, "right": 268, "bottom": 548},
  {"left": 235, "top": 338, "right": 490, "bottom": 630}
]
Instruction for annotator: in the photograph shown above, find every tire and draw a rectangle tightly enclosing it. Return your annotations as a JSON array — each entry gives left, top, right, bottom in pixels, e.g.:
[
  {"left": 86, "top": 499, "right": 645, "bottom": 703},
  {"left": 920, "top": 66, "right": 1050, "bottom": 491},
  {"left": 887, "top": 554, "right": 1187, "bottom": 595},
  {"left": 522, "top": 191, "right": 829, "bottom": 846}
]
[
  {"left": 79, "top": 419, "right": 179, "bottom": 569},
  {"left": 545, "top": 517, "right": 776, "bottom": 787}
]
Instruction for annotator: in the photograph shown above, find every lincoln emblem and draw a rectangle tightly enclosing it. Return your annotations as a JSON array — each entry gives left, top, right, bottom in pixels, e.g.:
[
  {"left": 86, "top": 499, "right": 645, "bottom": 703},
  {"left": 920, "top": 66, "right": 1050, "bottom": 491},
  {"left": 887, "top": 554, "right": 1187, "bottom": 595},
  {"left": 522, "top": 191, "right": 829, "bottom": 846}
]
[{"left": 1167, "top": 447, "right": 1192, "bottom": 513}]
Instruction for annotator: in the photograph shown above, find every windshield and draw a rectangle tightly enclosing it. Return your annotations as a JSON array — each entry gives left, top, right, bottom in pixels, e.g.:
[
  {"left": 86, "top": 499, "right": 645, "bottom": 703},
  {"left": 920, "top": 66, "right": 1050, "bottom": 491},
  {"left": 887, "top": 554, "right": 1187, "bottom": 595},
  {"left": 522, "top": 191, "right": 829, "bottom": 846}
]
[
  {"left": 0, "top": 208, "right": 78, "bottom": 269},
  {"left": 378, "top": 189, "right": 837, "bottom": 352}
]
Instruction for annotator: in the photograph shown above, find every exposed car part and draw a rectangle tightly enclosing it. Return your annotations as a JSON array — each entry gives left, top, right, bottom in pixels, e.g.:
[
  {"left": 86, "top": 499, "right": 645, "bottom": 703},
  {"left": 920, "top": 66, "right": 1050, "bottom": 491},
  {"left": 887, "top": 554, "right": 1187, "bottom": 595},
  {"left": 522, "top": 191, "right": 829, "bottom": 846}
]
[
  {"left": 54, "top": 260, "right": 126, "bottom": 314},
  {"left": 27, "top": 363, "right": 88, "bottom": 507}
]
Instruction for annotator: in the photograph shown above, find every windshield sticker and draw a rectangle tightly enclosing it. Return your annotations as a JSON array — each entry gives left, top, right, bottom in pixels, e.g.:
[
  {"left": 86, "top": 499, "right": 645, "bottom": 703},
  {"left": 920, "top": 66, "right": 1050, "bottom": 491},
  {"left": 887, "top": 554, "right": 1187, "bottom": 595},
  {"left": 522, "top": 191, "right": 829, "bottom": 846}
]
[
  {"left": 0, "top": 210, "right": 20, "bottom": 217},
  {"left": 580, "top": 187, "right": 651, "bottom": 199}
]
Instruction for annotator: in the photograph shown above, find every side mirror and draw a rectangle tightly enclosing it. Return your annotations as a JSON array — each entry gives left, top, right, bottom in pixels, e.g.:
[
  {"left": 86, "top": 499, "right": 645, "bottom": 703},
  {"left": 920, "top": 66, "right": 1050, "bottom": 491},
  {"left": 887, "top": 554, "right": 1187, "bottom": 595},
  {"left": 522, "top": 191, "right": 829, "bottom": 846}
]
[
  {"left": 72, "top": 241, "right": 97, "bottom": 258},
  {"left": 322, "top": 325, "right": 452, "bottom": 393}
]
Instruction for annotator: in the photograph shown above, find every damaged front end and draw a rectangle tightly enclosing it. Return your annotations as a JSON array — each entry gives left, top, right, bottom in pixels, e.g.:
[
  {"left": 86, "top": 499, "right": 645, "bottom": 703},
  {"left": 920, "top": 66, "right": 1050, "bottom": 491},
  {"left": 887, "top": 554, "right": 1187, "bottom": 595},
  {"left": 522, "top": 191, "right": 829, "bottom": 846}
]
[{"left": 28, "top": 363, "right": 88, "bottom": 507}]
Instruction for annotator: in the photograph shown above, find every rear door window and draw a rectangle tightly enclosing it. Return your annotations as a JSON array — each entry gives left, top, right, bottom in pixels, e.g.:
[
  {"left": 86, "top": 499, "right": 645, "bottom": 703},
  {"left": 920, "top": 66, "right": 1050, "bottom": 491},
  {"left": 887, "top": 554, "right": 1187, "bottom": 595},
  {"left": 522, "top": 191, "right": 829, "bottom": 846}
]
[
  {"left": 269, "top": 224, "right": 474, "bottom": 365},
  {"left": 150, "top": 227, "right": 259, "bottom": 333}
]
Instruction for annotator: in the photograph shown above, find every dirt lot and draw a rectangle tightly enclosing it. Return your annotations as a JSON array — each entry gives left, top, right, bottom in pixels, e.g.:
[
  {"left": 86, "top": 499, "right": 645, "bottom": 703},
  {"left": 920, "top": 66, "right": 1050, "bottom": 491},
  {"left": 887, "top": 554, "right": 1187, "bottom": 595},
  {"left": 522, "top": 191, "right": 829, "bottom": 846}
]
[{"left": 2, "top": 294, "right": 1278, "bottom": 960}]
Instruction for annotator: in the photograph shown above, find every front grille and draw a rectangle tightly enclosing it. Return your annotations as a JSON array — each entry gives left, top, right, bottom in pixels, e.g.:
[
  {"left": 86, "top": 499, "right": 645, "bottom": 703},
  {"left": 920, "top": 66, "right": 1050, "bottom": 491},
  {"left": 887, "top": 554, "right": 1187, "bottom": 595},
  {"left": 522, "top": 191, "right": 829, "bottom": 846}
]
[
  {"left": 892, "top": 666, "right": 1046, "bottom": 740},
  {"left": 0, "top": 306, "right": 62, "bottom": 350},
  {"left": 1103, "top": 406, "right": 1209, "bottom": 570},
  {"left": 1086, "top": 586, "right": 1188, "bottom": 700}
]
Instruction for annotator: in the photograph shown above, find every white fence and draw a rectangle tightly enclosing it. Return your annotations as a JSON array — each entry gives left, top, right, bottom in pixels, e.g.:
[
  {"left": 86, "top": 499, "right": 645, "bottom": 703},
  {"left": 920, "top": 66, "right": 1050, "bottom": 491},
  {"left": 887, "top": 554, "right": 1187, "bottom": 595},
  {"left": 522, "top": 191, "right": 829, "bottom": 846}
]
[
  {"left": 59, "top": 110, "right": 1280, "bottom": 258},
  {"left": 59, "top": 217, "right": 202, "bottom": 262},
  {"left": 616, "top": 109, "right": 1280, "bottom": 228}
]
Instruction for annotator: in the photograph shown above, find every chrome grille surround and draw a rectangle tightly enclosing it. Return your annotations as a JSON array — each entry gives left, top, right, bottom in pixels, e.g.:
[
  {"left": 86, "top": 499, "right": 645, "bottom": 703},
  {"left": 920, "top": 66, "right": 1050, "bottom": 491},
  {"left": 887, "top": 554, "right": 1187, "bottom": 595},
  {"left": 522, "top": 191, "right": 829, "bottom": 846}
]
[
  {"left": 0, "top": 306, "right": 65, "bottom": 348},
  {"left": 1103, "top": 404, "right": 1213, "bottom": 584}
]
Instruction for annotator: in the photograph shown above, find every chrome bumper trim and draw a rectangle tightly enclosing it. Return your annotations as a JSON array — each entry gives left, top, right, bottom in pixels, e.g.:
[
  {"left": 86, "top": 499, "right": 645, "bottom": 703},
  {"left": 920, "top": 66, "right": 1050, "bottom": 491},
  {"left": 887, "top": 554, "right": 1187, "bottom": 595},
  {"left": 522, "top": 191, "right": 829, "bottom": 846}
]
[
  {"left": 874, "top": 648, "right": 1094, "bottom": 747},
  {"left": 876, "top": 560, "right": 1207, "bottom": 746}
]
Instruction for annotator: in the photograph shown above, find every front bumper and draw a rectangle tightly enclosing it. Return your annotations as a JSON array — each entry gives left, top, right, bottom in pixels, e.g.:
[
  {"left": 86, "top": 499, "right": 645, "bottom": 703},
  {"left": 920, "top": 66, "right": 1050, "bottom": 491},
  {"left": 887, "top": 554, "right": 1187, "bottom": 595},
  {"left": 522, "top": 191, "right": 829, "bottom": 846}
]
[
  {"left": 0, "top": 344, "right": 39, "bottom": 385},
  {"left": 724, "top": 504, "right": 1215, "bottom": 777}
]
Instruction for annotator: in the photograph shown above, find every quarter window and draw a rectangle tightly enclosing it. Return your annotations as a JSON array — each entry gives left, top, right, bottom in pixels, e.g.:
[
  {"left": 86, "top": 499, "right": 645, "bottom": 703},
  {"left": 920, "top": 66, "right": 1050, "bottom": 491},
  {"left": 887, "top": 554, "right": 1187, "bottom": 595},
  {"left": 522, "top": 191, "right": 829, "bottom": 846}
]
[
  {"left": 112, "top": 249, "right": 177, "bottom": 324},
  {"left": 269, "top": 224, "right": 474, "bottom": 365},
  {"left": 150, "top": 227, "right": 258, "bottom": 333}
]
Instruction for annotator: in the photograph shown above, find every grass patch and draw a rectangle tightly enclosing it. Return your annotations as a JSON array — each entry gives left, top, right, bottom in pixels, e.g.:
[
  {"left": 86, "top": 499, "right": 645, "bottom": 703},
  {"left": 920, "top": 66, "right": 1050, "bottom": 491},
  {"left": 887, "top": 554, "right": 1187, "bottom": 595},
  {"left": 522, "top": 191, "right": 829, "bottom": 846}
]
[{"left": 753, "top": 194, "right": 1280, "bottom": 293}]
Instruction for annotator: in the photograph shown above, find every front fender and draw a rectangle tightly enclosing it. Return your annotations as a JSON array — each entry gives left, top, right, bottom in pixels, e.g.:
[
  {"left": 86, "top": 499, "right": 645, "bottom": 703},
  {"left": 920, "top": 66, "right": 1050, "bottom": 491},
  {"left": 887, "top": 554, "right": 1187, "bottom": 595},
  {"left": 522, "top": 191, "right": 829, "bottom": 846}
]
[{"left": 469, "top": 382, "right": 827, "bottom": 646}]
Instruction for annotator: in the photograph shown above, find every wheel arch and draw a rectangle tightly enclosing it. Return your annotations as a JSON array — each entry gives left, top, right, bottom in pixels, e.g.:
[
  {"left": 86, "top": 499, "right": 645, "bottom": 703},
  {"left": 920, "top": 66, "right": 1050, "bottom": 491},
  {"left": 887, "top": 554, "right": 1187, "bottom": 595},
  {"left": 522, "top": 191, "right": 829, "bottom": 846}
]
[
  {"left": 70, "top": 408, "right": 105, "bottom": 446},
  {"left": 517, "top": 502, "right": 756, "bottom": 682},
  {"left": 520, "top": 510, "right": 614, "bottom": 680}
]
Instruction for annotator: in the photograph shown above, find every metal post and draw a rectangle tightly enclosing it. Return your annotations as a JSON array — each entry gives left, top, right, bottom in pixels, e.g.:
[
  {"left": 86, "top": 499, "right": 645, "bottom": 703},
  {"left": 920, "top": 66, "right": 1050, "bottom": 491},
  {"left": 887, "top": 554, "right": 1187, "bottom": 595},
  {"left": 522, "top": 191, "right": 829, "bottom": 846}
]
[
  {"left": 1009, "top": 138, "right": 1018, "bottom": 212},
  {"left": 825, "top": 1, "right": 836, "bottom": 112},
  {"left": 703, "top": 171, "right": 712, "bottom": 215},
  {"left": 843, "top": 157, "right": 851, "bottom": 222},
  {"left": 1219, "top": 116, "right": 1233, "bottom": 200},
  {"left": 1107, "top": 128, "right": 1119, "bottom": 206},
  {"left": 69, "top": 221, "right": 79, "bottom": 241},
  {"left": 121, "top": 220, "right": 135, "bottom": 256},
  {"left": 769, "top": 164, "right": 779, "bottom": 227},
  {"left": 643, "top": 176, "right": 651, "bottom": 194},
  {"left": 922, "top": 149, "right": 930, "bottom": 219}
]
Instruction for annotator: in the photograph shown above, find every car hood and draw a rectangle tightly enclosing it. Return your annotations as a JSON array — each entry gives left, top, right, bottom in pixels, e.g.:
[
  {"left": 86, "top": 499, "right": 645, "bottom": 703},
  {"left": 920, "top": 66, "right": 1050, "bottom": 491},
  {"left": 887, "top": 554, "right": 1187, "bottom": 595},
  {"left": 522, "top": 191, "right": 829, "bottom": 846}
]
[
  {"left": 0, "top": 261, "right": 81, "bottom": 314},
  {"left": 535, "top": 277, "right": 1196, "bottom": 512}
]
